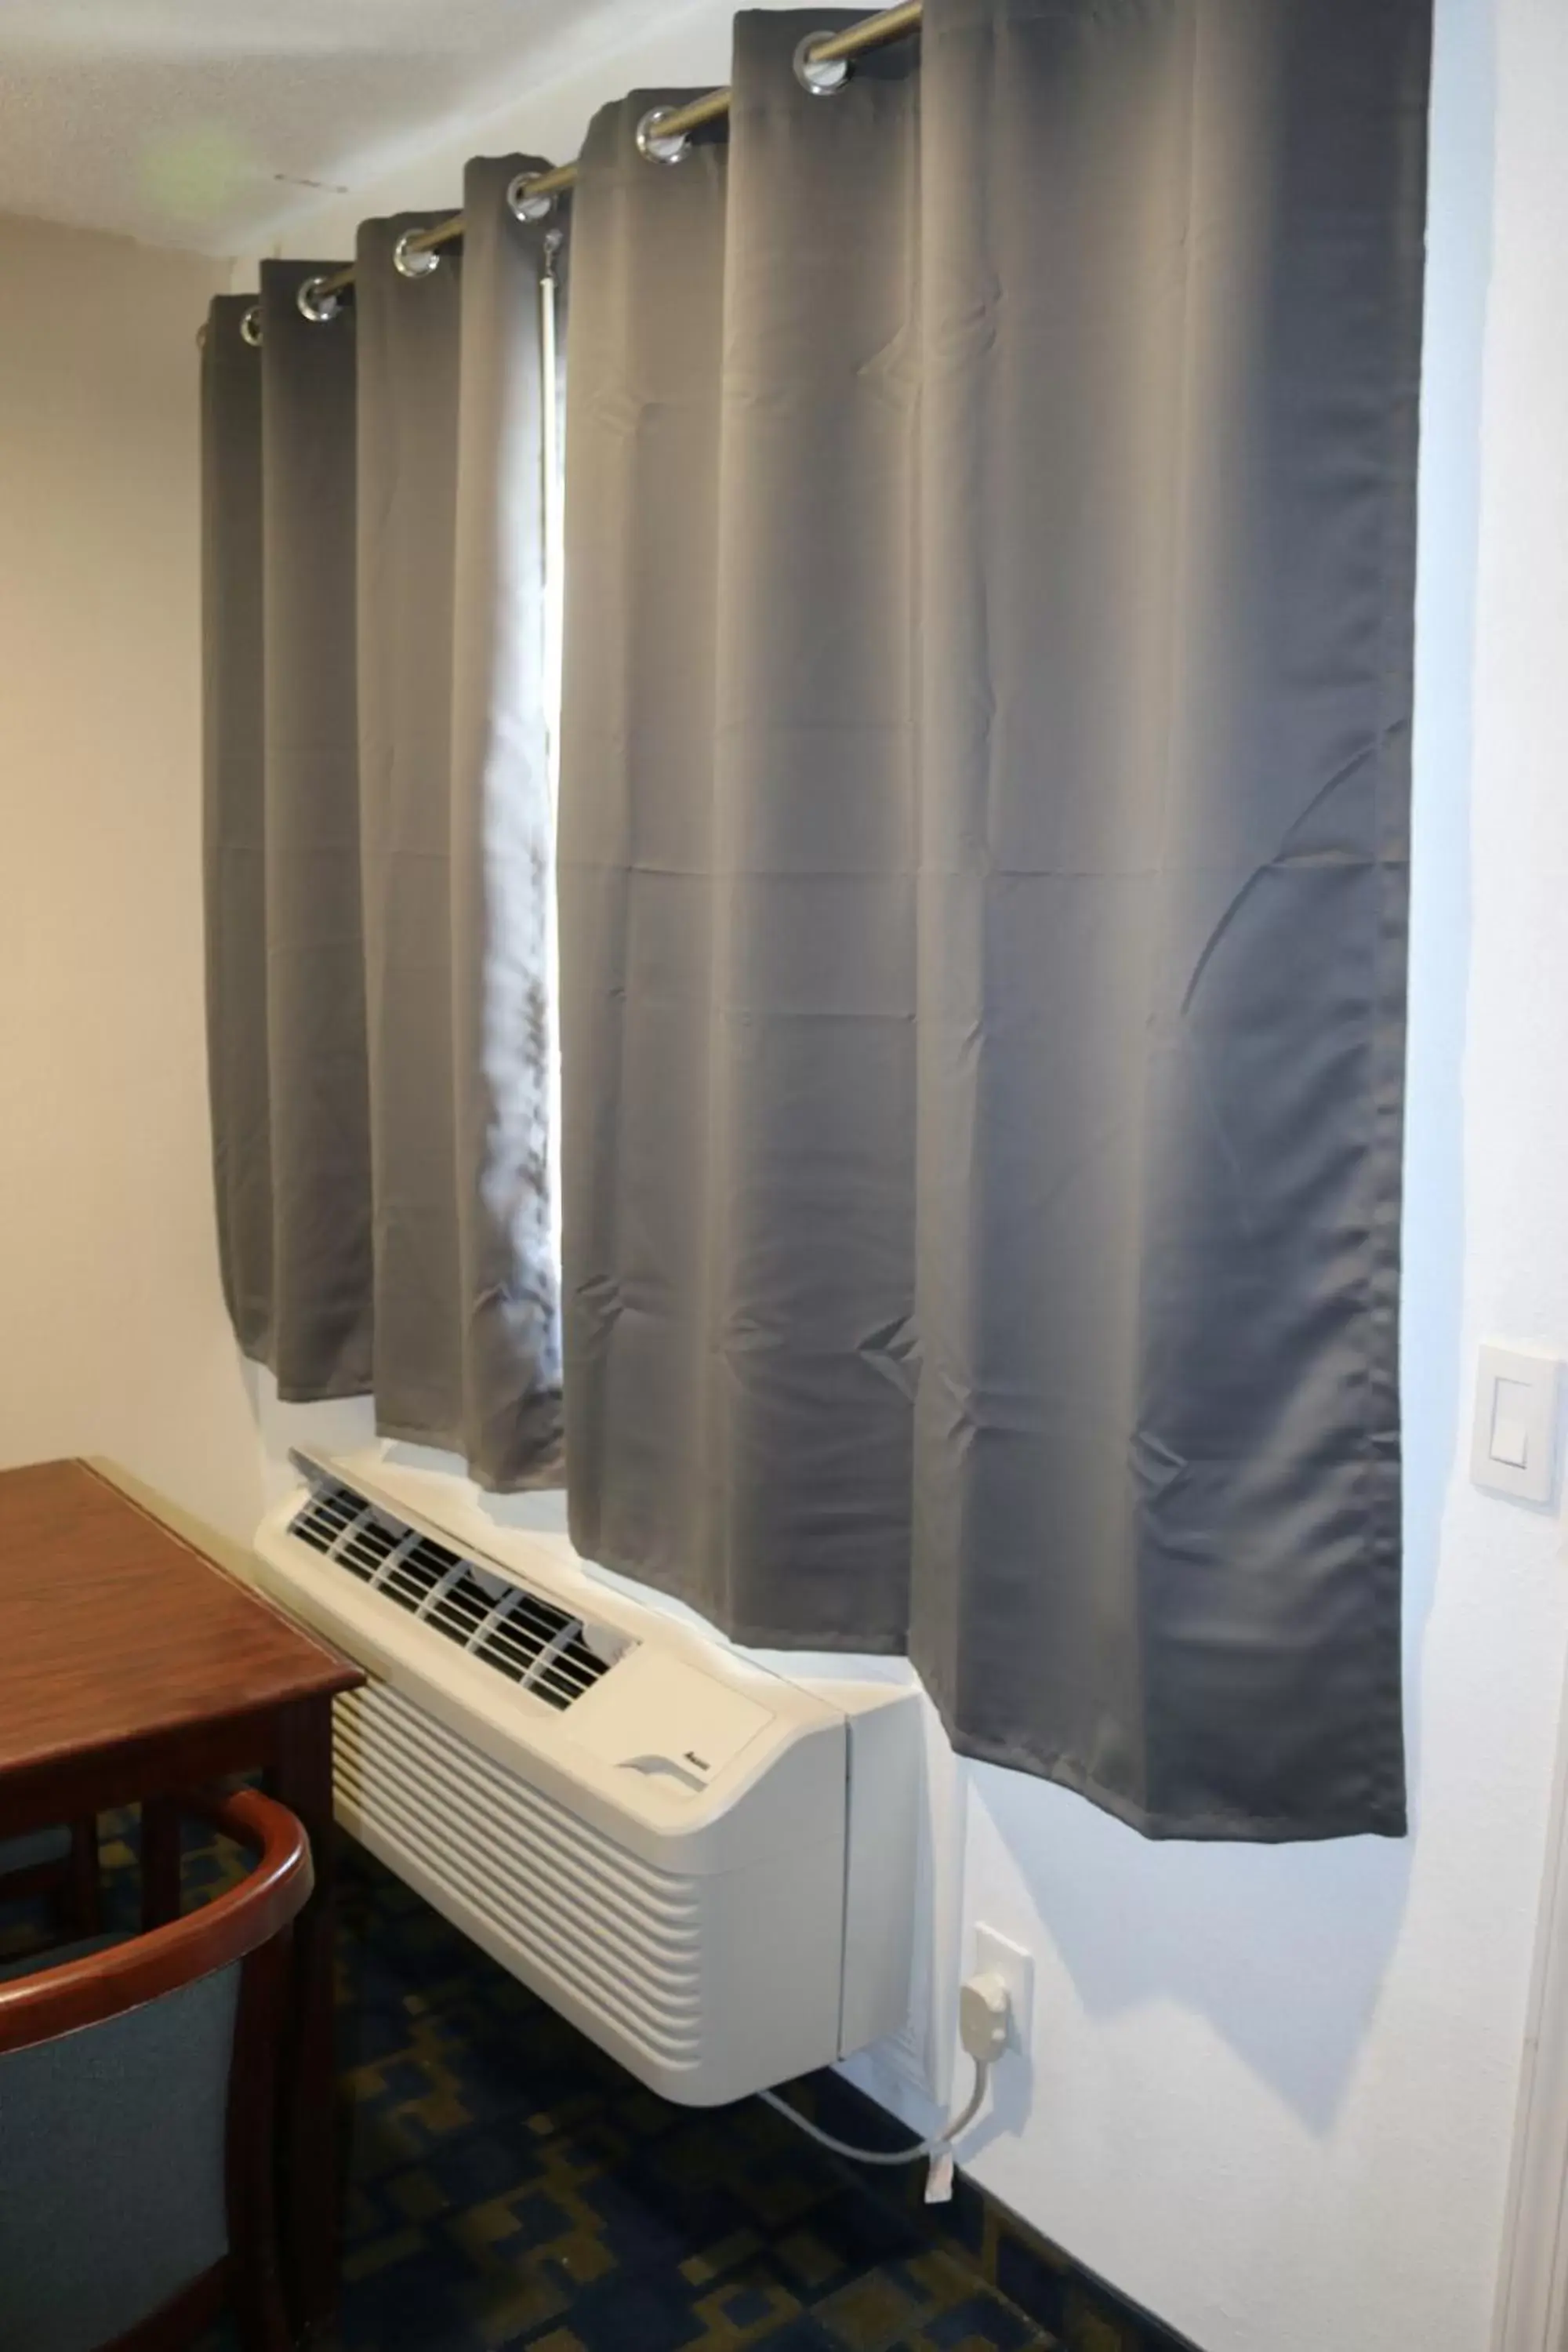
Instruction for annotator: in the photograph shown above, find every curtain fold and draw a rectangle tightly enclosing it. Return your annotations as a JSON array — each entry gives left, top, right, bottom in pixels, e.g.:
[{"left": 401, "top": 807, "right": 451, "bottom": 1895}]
[
  {"left": 259, "top": 257, "right": 373, "bottom": 1399},
  {"left": 556, "top": 93, "right": 732, "bottom": 1596},
  {"left": 201, "top": 160, "right": 564, "bottom": 1486},
  {"left": 448, "top": 158, "right": 567, "bottom": 1486},
  {"left": 559, "top": 0, "right": 1430, "bottom": 1838},
  {"left": 201, "top": 299, "right": 270, "bottom": 1356},
  {"left": 356, "top": 212, "right": 464, "bottom": 1435}
]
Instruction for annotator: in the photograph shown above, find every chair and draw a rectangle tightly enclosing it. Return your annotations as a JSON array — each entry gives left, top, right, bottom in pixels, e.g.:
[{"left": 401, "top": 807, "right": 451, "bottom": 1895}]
[
  {"left": 0, "top": 1820, "right": 103, "bottom": 1936},
  {"left": 0, "top": 1788, "right": 313, "bottom": 2352}
]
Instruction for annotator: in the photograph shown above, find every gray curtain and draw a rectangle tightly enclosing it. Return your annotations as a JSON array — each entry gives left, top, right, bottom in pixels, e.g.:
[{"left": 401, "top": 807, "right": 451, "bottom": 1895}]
[
  {"left": 558, "top": 0, "right": 1430, "bottom": 1839},
  {"left": 201, "top": 157, "right": 563, "bottom": 1487}
]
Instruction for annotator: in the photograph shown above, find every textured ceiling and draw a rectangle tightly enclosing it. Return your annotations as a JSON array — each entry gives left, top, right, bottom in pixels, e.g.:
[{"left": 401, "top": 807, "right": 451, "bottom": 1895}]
[{"left": 0, "top": 0, "right": 652, "bottom": 253}]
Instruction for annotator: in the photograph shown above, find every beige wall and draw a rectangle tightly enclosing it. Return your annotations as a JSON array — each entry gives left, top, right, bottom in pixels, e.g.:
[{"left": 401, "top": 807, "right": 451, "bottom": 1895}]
[{"left": 0, "top": 212, "right": 263, "bottom": 1539}]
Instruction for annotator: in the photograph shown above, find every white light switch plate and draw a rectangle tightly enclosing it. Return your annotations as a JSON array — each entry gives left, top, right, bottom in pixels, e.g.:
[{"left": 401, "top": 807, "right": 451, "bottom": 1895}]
[
  {"left": 973, "top": 1925, "right": 1034, "bottom": 2059},
  {"left": 1472, "top": 1345, "right": 1560, "bottom": 1504}
]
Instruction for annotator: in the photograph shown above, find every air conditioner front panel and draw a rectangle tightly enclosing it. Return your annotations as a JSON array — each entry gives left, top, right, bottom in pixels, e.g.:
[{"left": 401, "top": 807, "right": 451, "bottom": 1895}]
[{"left": 335, "top": 1677, "right": 848, "bottom": 2105}]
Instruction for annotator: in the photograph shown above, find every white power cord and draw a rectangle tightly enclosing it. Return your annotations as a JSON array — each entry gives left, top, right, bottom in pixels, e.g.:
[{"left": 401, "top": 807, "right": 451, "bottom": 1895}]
[
  {"left": 759, "top": 2057, "right": 992, "bottom": 2167},
  {"left": 757, "top": 1969, "right": 1012, "bottom": 2198}
]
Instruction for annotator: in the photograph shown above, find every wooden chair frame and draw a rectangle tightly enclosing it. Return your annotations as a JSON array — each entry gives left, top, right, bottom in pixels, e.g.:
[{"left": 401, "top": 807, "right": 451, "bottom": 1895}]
[{"left": 0, "top": 1788, "right": 314, "bottom": 2352}]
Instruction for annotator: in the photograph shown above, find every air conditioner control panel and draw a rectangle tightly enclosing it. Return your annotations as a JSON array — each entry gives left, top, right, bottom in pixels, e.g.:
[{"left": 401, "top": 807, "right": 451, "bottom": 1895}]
[{"left": 562, "top": 1650, "right": 773, "bottom": 1795}]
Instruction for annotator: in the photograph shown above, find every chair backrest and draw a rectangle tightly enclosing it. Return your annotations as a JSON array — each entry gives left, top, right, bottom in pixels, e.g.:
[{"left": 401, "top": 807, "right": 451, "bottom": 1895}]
[{"left": 0, "top": 1789, "right": 313, "bottom": 2352}]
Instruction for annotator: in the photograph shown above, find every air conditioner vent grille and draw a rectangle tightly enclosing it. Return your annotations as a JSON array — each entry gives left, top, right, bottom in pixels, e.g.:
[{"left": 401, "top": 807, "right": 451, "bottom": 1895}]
[
  {"left": 423, "top": 1567, "right": 495, "bottom": 1646},
  {"left": 337, "top": 1515, "right": 406, "bottom": 1581},
  {"left": 292, "top": 1483, "right": 375, "bottom": 1563},
  {"left": 285, "top": 1475, "right": 624, "bottom": 1711},
  {"left": 378, "top": 1543, "right": 451, "bottom": 1613}
]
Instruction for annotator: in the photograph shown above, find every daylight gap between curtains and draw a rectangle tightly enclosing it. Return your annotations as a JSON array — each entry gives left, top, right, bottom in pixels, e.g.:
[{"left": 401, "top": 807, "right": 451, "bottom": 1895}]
[{"left": 203, "top": 0, "right": 1432, "bottom": 1840}]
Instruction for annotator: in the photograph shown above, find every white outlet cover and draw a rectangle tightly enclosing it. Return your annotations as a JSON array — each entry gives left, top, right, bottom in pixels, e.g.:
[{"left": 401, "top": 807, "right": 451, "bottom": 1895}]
[{"left": 973, "top": 1924, "right": 1034, "bottom": 2058}]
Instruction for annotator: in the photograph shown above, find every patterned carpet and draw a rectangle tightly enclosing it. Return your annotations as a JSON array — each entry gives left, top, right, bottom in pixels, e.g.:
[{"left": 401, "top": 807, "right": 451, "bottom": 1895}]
[{"left": 2, "top": 1814, "right": 1054, "bottom": 2352}]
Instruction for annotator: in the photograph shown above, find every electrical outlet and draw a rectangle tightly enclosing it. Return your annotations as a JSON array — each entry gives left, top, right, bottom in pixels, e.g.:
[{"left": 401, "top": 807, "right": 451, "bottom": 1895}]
[{"left": 973, "top": 1926, "right": 1034, "bottom": 2059}]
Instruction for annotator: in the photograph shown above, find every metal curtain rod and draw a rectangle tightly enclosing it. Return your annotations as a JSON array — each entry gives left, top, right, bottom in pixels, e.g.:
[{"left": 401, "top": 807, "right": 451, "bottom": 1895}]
[{"left": 299, "top": 0, "right": 922, "bottom": 309}]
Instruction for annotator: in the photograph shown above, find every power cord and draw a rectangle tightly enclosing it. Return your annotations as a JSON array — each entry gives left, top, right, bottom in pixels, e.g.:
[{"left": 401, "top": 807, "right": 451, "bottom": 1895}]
[
  {"left": 759, "top": 2057, "right": 992, "bottom": 2167},
  {"left": 757, "top": 1969, "right": 1012, "bottom": 2197}
]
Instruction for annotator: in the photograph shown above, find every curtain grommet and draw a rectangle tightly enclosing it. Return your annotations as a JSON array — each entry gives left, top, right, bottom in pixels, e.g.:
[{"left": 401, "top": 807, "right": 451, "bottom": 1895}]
[
  {"left": 296, "top": 274, "right": 342, "bottom": 325},
  {"left": 636, "top": 106, "right": 691, "bottom": 166},
  {"left": 392, "top": 229, "right": 441, "bottom": 279},
  {"left": 240, "top": 303, "right": 263, "bottom": 348},
  {"left": 793, "top": 33, "right": 851, "bottom": 95},
  {"left": 508, "top": 172, "right": 557, "bottom": 223}
]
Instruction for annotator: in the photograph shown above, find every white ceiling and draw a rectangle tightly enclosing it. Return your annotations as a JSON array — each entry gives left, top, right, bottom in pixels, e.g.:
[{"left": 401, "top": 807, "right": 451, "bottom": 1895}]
[{"left": 0, "top": 0, "right": 655, "bottom": 254}]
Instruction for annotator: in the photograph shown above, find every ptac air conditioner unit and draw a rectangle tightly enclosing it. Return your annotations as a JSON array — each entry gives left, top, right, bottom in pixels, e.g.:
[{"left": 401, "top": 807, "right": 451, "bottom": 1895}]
[{"left": 251, "top": 1450, "right": 920, "bottom": 2108}]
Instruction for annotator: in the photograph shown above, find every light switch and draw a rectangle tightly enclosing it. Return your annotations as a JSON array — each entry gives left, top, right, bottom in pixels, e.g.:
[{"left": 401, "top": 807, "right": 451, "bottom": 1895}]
[
  {"left": 1472, "top": 1346, "right": 1561, "bottom": 1504},
  {"left": 1490, "top": 1381, "right": 1533, "bottom": 1469}
]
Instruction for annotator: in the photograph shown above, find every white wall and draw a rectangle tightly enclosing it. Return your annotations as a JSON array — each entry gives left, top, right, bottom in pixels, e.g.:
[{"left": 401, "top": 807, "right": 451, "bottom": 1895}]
[
  {"left": 231, "top": 0, "right": 1568, "bottom": 2342},
  {"left": 0, "top": 213, "right": 266, "bottom": 1543}
]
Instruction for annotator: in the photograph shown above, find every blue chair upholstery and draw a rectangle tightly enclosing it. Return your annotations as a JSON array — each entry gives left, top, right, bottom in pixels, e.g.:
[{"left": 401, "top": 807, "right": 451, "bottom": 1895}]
[
  {"left": 0, "top": 1789, "right": 310, "bottom": 2352},
  {"left": 0, "top": 1958, "right": 237, "bottom": 2352}
]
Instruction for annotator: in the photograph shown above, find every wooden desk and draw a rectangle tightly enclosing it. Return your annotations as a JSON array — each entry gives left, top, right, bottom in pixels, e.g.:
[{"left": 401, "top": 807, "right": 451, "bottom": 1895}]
[{"left": 0, "top": 1457, "right": 364, "bottom": 2342}]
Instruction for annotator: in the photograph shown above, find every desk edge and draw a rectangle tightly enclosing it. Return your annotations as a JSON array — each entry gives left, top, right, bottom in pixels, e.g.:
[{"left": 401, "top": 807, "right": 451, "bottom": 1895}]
[{"left": 80, "top": 1456, "right": 363, "bottom": 1699}]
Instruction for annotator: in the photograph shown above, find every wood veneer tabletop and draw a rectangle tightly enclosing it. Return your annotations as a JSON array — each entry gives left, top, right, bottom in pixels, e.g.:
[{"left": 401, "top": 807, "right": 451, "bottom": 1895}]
[{"left": 0, "top": 1457, "right": 360, "bottom": 1780}]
